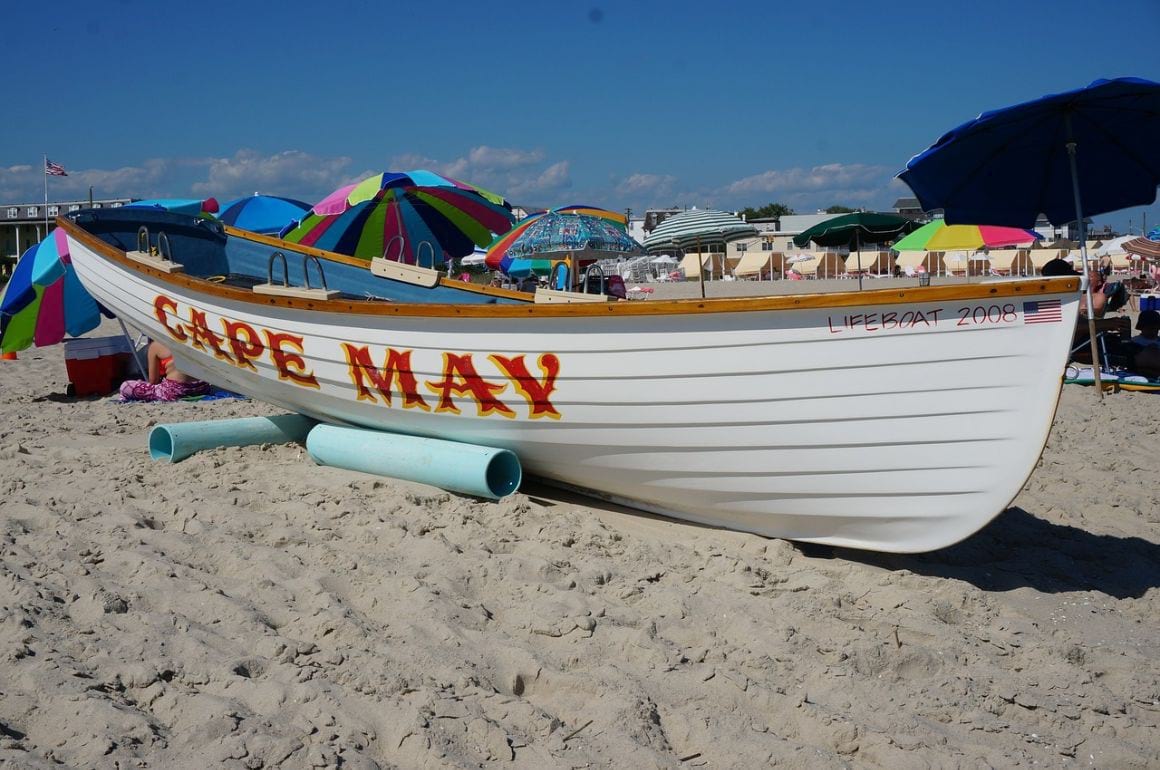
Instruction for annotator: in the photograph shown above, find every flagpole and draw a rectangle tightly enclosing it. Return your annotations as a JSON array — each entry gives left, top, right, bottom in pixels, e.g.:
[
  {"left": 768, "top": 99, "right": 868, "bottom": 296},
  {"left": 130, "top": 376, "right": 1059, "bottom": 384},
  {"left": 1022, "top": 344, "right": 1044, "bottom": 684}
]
[{"left": 43, "top": 153, "right": 49, "bottom": 236}]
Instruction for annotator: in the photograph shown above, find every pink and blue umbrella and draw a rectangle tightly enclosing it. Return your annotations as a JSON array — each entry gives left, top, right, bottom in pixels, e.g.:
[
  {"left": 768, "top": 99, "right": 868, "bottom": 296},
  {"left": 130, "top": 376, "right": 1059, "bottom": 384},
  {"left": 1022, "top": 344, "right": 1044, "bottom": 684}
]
[
  {"left": 218, "top": 194, "right": 311, "bottom": 234},
  {"left": 282, "top": 170, "right": 515, "bottom": 267},
  {"left": 0, "top": 229, "right": 106, "bottom": 354}
]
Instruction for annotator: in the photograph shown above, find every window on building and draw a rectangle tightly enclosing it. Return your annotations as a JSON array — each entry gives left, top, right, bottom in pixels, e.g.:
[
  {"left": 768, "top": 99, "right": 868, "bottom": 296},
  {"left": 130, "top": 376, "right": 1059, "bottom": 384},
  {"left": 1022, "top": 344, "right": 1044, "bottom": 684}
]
[
  {"left": 761, "top": 241, "right": 773, "bottom": 251},
  {"left": 48, "top": 206, "right": 60, "bottom": 216},
  {"left": 92, "top": 203, "right": 102, "bottom": 209},
  {"left": 6, "top": 208, "right": 17, "bottom": 219},
  {"left": 68, "top": 204, "right": 81, "bottom": 212},
  {"left": 736, "top": 242, "right": 747, "bottom": 252},
  {"left": 26, "top": 206, "right": 38, "bottom": 217}
]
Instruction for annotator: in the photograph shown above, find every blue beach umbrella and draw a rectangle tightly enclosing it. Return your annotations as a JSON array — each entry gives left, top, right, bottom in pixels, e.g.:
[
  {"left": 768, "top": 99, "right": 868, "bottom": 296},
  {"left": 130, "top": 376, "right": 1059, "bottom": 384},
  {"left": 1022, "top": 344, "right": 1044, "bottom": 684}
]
[
  {"left": 898, "top": 78, "right": 1160, "bottom": 229},
  {"left": 898, "top": 77, "right": 1160, "bottom": 396},
  {"left": 218, "top": 194, "right": 312, "bottom": 234},
  {"left": 124, "top": 198, "right": 220, "bottom": 217}
]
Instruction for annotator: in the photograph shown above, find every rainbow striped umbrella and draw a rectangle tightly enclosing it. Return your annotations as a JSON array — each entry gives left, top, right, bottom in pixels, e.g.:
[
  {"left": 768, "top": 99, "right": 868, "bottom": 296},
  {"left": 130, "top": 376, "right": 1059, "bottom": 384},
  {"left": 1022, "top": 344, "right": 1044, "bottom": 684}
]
[
  {"left": 484, "top": 208, "right": 644, "bottom": 277},
  {"left": 282, "top": 171, "right": 515, "bottom": 267},
  {"left": 892, "top": 220, "right": 1042, "bottom": 251},
  {"left": 1, "top": 229, "right": 105, "bottom": 354}
]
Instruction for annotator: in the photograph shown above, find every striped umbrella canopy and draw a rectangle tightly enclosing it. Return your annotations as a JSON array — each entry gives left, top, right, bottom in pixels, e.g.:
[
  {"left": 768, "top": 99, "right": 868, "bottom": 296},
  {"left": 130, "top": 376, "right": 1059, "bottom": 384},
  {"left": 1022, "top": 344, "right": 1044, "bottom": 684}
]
[
  {"left": 892, "top": 219, "right": 1041, "bottom": 251},
  {"left": 484, "top": 209, "right": 644, "bottom": 276},
  {"left": 1, "top": 229, "right": 105, "bottom": 354},
  {"left": 551, "top": 204, "right": 628, "bottom": 228},
  {"left": 641, "top": 209, "right": 757, "bottom": 252},
  {"left": 282, "top": 170, "right": 515, "bottom": 266},
  {"left": 1123, "top": 235, "right": 1160, "bottom": 259}
]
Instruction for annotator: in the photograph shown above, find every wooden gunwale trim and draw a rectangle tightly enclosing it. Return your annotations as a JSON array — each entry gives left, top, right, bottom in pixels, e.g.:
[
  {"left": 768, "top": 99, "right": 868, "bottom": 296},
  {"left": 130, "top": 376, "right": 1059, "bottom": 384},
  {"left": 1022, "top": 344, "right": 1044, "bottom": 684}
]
[{"left": 58, "top": 217, "right": 1081, "bottom": 319}]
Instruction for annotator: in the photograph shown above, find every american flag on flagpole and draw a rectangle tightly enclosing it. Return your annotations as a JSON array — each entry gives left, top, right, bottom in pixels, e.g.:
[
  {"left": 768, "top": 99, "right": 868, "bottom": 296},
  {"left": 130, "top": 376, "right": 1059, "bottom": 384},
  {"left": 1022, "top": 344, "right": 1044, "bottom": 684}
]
[{"left": 45, "top": 159, "right": 68, "bottom": 176}]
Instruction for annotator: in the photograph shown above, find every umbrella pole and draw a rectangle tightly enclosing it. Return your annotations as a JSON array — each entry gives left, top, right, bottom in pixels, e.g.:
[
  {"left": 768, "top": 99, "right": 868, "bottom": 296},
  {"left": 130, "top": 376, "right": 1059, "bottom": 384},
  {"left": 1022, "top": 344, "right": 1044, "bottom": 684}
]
[
  {"left": 1066, "top": 126, "right": 1104, "bottom": 401},
  {"left": 118, "top": 318, "right": 147, "bottom": 378},
  {"left": 697, "top": 236, "right": 706, "bottom": 299},
  {"left": 856, "top": 232, "right": 864, "bottom": 291}
]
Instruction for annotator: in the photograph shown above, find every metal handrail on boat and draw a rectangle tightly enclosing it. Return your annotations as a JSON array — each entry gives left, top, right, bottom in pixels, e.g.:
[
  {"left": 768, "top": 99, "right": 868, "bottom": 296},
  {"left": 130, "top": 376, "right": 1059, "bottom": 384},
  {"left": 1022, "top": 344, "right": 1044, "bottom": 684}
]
[
  {"left": 131, "top": 225, "right": 182, "bottom": 272},
  {"left": 156, "top": 231, "right": 173, "bottom": 263},
  {"left": 266, "top": 250, "right": 290, "bottom": 287},
  {"left": 302, "top": 254, "right": 330, "bottom": 291},
  {"left": 416, "top": 241, "right": 436, "bottom": 270},
  {"left": 256, "top": 250, "right": 340, "bottom": 299},
  {"left": 582, "top": 263, "right": 606, "bottom": 295}
]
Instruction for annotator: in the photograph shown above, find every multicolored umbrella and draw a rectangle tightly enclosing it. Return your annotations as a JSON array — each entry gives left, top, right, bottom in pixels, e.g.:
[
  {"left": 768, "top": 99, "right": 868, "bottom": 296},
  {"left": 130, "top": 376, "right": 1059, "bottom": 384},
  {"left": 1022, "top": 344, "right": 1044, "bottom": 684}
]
[
  {"left": 484, "top": 208, "right": 644, "bottom": 277},
  {"left": 0, "top": 229, "right": 105, "bottom": 354},
  {"left": 218, "top": 194, "right": 311, "bottom": 234},
  {"left": 550, "top": 204, "right": 628, "bottom": 228},
  {"left": 282, "top": 171, "right": 515, "bottom": 267},
  {"left": 892, "top": 220, "right": 1041, "bottom": 252}
]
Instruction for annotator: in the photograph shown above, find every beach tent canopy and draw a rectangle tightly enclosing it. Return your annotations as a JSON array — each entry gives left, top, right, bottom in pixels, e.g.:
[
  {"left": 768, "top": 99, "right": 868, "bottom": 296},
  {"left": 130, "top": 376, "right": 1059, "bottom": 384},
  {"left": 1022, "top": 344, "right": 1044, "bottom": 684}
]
[
  {"left": 985, "top": 250, "right": 1017, "bottom": 272},
  {"left": 1028, "top": 249, "right": 1061, "bottom": 268},
  {"left": 843, "top": 251, "right": 892, "bottom": 274},
  {"left": 734, "top": 251, "right": 781, "bottom": 277}
]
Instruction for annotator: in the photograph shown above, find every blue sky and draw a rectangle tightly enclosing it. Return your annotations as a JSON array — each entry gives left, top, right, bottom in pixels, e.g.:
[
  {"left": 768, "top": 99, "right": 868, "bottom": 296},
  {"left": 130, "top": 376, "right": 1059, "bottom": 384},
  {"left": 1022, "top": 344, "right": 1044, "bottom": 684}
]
[{"left": 2, "top": 0, "right": 1158, "bottom": 234}]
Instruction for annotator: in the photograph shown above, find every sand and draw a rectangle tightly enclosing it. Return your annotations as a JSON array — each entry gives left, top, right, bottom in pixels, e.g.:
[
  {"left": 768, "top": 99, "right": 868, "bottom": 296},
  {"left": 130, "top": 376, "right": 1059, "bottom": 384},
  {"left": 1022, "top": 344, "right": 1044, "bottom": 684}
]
[{"left": 1, "top": 300, "right": 1158, "bottom": 769}]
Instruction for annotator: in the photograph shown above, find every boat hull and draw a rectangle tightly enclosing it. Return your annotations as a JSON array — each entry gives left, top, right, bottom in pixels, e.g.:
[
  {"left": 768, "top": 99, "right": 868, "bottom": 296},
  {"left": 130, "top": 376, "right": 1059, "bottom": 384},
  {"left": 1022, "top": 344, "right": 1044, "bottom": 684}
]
[{"left": 60, "top": 215, "right": 1080, "bottom": 552}]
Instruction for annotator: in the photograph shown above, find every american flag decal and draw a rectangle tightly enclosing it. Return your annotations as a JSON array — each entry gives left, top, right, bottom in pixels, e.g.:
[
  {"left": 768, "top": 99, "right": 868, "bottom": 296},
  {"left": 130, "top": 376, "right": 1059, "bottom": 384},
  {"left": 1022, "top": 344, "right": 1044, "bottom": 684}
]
[{"left": 1023, "top": 299, "right": 1062, "bottom": 324}]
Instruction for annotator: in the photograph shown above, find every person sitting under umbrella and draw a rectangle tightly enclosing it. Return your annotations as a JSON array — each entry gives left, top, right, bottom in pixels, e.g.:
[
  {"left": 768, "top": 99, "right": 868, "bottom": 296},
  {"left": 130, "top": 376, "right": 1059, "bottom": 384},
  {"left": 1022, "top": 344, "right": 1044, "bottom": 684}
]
[
  {"left": 1124, "top": 310, "right": 1160, "bottom": 378},
  {"left": 119, "top": 341, "right": 210, "bottom": 402}
]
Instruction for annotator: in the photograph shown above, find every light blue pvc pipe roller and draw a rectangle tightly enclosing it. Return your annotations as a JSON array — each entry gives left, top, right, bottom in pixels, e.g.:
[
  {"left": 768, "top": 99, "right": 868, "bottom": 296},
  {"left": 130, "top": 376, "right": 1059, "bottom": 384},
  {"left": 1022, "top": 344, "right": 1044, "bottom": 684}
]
[
  {"left": 306, "top": 424, "right": 521, "bottom": 500},
  {"left": 149, "top": 414, "right": 316, "bottom": 463}
]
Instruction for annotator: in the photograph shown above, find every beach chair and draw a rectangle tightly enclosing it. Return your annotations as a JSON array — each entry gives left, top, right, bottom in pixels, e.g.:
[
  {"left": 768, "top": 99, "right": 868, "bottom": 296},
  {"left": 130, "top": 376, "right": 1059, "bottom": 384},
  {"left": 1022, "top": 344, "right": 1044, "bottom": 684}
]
[{"left": 1070, "top": 316, "right": 1132, "bottom": 367}]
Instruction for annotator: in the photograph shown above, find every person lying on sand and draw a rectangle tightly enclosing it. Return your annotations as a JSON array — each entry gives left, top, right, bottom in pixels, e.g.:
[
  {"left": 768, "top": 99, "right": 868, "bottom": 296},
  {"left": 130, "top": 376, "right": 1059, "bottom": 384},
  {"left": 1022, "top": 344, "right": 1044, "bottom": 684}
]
[{"left": 119, "top": 341, "right": 210, "bottom": 401}]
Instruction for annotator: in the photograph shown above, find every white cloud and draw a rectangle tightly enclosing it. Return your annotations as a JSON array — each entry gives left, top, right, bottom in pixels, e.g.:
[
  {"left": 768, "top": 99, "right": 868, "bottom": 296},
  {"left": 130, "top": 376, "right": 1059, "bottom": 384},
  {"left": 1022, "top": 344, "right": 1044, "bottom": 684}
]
[
  {"left": 0, "top": 151, "right": 361, "bottom": 205},
  {"left": 0, "top": 144, "right": 576, "bottom": 209},
  {"left": 388, "top": 145, "right": 570, "bottom": 206},
  {"left": 723, "top": 163, "right": 890, "bottom": 197},
  {"left": 710, "top": 162, "right": 901, "bottom": 212},
  {"left": 191, "top": 150, "right": 355, "bottom": 201},
  {"left": 616, "top": 173, "right": 678, "bottom": 198}
]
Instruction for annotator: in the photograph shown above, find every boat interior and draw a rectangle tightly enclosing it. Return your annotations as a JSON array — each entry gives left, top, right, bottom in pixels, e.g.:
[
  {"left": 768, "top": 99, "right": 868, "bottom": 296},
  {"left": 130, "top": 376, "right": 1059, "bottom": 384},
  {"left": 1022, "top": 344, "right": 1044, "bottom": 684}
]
[{"left": 69, "top": 207, "right": 532, "bottom": 306}]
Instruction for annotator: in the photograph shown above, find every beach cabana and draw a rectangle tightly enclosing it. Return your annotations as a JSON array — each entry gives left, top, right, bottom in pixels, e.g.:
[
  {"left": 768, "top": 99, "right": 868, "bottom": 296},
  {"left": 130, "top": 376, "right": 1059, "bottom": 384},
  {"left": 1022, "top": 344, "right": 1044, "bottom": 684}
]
[
  {"left": 733, "top": 251, "right": 784, "bottom": 279},
  {"left": 843, "top": 251, "right": 892, "bottom": 275},
  {"left": 813, "top": 252, "right": 845, "bottom": 279},
  {"left": 1028, "top": 249, "right": 1060, "bottom": 273},
  {"left": 985, "top": 249, "right": 1017, "bottom": 275},
  {"left": 943, "top": 251, "right": 969, "bottom": 276},
  {"left": 894, "top": 250, "right": 941, "bottom": 276},
  {"left": 678, "top": 252, "right": 728, "bottom": 281},
  {"left": 1008, "top": 249, "right": 1034, "bottom": 276}
]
